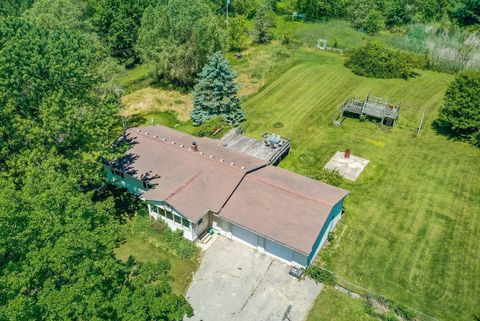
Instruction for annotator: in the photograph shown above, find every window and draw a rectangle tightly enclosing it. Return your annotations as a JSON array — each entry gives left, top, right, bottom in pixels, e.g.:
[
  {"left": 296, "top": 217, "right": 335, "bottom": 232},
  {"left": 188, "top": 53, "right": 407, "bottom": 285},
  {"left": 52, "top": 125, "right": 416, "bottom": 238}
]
[
  {"left": 182, "top": 218, "right": 190, "bottom": 228},
  {"left": 151, "top": 206, "right": 159, "bottom": 214},
  {"left": 159, "top": 207, "right": 166, "bottom": 217},
  {"left": 166, "top": 211, "right": 173, "bottom": 220},
  {"left": 113, "top": 169, "right": 124, "bottom": 178},
  {"left": 174, "top": 215, "right": 182, "bottom": 224},
  {"left": 197, "top": 218, "right": 203, "bottom": 225}
]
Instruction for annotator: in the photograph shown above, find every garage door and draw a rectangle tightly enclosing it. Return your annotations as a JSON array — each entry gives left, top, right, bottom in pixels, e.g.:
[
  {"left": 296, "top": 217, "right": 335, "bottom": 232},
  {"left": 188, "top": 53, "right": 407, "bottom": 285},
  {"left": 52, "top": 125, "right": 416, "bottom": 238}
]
[
  {"left": 265, "top": 239, "right": 293, "bottom": 263},
  {"left": 232, "top": 225, "right": 258, "bottom": 248}
]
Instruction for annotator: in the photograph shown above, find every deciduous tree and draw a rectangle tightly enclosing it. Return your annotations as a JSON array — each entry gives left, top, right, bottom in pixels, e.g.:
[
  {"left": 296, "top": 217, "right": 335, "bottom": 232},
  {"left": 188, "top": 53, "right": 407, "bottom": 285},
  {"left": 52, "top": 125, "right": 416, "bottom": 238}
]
[
  {"left": 437, "top": 71, "right": 480, "bottom": 146},
  {"left": 227, "top": 15, "right": 249, "bottom": 52},
  {"left": 136, "top": 0, "right": 226, "bottom": 86}
]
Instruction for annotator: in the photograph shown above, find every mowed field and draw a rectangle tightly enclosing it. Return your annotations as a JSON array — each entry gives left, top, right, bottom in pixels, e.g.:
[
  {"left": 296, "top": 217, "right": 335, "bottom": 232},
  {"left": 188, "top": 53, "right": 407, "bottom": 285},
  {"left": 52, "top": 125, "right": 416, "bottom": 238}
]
[{"left": 242, "top": 50, "right": 480, "bottom": 321}]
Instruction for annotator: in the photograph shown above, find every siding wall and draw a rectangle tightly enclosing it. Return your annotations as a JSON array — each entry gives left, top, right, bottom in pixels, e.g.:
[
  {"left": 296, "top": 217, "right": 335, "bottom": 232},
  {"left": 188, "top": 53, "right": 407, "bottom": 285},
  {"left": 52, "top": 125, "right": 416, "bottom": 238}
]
[
  {"left": 307, "top": 198, "right": 345, "bottom": 265},
  {"left": 212, "top": 215, "right": 309, "bottom": 267},
  {"left": 103, "top": 165, "right": 146, "bottom": 196}
]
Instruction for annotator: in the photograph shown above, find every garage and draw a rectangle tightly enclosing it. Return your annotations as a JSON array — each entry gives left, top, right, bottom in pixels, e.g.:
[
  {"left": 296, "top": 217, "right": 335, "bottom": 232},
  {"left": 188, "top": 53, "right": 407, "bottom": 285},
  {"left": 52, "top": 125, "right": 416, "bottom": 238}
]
[
  {"left": 265, "top": 238, "right": 293, "bottom": 263},
  {"left": 232, "top": 224, "right": 258, "bottom": 248}
]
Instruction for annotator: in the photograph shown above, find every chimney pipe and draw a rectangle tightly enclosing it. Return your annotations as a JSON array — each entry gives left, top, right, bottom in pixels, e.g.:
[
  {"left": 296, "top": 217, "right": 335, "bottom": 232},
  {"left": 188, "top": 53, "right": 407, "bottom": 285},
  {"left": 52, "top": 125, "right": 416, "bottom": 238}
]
[
  {"left": 345, "top": 148, "right": 351, "bottom": 159},
  {"left": 192, "top": 141, "right": 198, "bottom": 152}
]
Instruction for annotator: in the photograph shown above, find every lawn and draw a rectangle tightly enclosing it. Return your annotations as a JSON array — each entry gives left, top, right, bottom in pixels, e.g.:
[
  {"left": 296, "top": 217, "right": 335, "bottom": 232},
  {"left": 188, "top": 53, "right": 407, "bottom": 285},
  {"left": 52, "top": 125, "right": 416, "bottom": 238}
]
[
  {"left": 242, "top": 50, "right": 480, "bottom": 321},
  {"left": 115, "top": 231, "right": 199, "bottom": 295},
  {"left": 307, "top": 287, "right": 376, "bottom": 321}
]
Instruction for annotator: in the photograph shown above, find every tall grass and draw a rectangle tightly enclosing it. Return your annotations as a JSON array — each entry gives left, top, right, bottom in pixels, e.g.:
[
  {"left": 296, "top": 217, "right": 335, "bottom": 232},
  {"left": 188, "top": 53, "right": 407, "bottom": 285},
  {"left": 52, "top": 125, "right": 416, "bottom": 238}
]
[{"left": 386, "top": 24, "right": 480, "bottom": 72}]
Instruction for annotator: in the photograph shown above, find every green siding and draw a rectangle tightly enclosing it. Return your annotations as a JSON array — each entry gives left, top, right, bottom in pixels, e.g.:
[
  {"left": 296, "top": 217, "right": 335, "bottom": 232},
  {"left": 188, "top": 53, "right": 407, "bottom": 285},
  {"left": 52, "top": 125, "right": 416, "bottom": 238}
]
[
  {"left": 307, "top": 198, "right": 345, "bottom": 265},
  {"left": 103, "top": 165, "right": 147, "bottom": 196}
]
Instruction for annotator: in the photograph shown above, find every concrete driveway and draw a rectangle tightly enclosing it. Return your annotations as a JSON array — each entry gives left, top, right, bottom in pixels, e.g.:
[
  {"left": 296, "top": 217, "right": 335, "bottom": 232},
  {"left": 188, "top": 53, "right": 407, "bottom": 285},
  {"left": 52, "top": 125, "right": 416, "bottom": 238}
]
[{"left": 186, "top": 236, "right": 322, "bottom": 321}]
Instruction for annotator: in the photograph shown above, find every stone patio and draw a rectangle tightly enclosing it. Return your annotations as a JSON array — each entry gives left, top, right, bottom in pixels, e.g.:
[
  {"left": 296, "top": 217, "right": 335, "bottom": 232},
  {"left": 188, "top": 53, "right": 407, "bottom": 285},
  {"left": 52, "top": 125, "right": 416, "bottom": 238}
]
[{"left": 324, "top": 151, "right": 369, "bottom": 181}]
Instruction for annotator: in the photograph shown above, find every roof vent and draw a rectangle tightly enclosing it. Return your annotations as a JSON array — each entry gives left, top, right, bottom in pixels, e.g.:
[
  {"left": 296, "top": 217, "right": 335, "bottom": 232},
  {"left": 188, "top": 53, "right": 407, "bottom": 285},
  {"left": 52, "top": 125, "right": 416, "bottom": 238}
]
[
  {"left": 162, "top": 138, "right": 166, "bottom": 141},
  {"left": 210, "top": 155, "right": 214, "bottom": 158},
  {"left": 230, "top": 162, "right": 235, "bottom": 166},
  {"left": 200, "top": 151, "right": 204, "bottom": 155},
  {"left": 171, "top": 141, "right": 175, "bottom": 145},
  {"left": 191, "top": 141, "right": 198, "bottom": 152},
  {"left": 153, "top": 135, "right": 158, "bottom": 138},
  {"left": 241, "top": 166, "right": 245, "bottom": 169},
  {"left": 180, "top": 144, "right": 184, "bottom": 147},
  {"left": 137, "top": 129, "right": 141, "bottom": 132},
  {"left": 145, "top": 132, "right": 149, "bottom": 135},
  {"left": 220, "top": 159, "right": 224, "bottom": 162}
]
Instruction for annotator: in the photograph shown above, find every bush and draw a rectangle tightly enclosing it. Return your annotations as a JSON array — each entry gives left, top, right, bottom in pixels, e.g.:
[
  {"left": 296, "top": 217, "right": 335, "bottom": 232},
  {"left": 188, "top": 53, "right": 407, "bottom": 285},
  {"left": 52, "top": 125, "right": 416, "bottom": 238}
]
[
  {"left": 192, "top": 115, "right": 228, "bottom": 138},
  {"left": 306, "top": 167, "right": 343, "bottom": 187},
  {"left": 127, "top": 216, "right": 199, "bottom": 260},
  {"left": 305, "top": 265, "right": 336, "bottom": 285},
  {"left": 327, "top": 232, "right": 335, "bottom": 242},
  {"left": 436, "top": 71, "right": 480, "bottom": 147},
  {"left": 345, "top": 42, "right": 427, "bottom": 79}
]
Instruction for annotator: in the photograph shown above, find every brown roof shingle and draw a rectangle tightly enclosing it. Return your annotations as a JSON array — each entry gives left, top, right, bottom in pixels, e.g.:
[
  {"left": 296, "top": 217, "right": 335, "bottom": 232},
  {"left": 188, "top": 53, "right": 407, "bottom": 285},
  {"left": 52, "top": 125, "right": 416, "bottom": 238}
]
[
  {"left": 218, "top": 166, "right": 349, "bottom": 255},
  {"left": 112, "top": 126, "right": 267, "bottom": 221}
]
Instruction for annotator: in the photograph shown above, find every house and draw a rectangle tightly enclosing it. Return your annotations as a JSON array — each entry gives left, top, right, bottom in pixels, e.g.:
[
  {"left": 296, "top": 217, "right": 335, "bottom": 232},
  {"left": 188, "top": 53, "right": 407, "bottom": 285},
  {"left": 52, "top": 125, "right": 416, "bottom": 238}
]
[{"left": 104, "top": 125, "right": 348, "bottom": 267}]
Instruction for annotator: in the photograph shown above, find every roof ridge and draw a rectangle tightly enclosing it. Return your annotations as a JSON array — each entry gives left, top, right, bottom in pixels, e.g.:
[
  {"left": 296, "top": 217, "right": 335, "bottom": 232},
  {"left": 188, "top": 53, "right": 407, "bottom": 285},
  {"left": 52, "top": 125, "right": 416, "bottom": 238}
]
[{"left": 249, "top": 174, "right": 334, "bottom": 208}]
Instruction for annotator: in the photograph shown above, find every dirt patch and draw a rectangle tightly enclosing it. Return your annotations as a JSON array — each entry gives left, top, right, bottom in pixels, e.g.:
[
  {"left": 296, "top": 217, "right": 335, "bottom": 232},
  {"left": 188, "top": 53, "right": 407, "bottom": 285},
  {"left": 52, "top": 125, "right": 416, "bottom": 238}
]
[{"left": 121, "top": 87, "right": 192, "bottom": 121}]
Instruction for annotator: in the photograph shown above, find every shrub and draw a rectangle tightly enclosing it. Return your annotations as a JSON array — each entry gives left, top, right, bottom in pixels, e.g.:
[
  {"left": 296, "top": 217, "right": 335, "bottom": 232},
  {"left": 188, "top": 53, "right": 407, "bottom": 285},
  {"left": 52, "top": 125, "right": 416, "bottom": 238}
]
[
  {"left": 306, "top": 167, "right": 343, "bottom": 187},
  {"left": 305, "top": 265, "right": 336, "bottom": 285},
  {"left": 127, "top": 216, "right": 199, "bottom": 260},
  {"left": 345, "top": 42, "right": 427, "bottom": 79},
  {"left": 327, "top": 232, "right": 335, "bottom": 242},
  {"left": 192, "top": 115, "right": 228, "bottom": 138},
  {"left": 436, "top": 71, "right": 480, "bottom": 147}
]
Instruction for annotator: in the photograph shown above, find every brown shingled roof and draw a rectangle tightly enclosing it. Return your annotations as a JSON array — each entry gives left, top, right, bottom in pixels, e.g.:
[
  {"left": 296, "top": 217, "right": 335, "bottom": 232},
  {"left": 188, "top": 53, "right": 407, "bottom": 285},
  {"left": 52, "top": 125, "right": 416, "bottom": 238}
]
[
  {"left": 218, "top": 166, "right": 349, "bottom": 255},
  {"left": 112, "top": 126, "right": 267, "bottom": 221}
]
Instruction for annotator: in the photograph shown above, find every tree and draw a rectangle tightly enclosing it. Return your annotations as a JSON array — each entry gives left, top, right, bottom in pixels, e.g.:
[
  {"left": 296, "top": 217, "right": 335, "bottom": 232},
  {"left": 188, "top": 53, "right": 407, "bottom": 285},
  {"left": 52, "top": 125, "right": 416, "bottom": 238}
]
[
  {"left": 136, "top": 0, "right": 226, "bottom": 86},
  {"left": 24, "top": 0, "right": 93, "bottom": 32},
  {"left": 254, "top": 0, "right": 275, "bottom": 44},
  {"left": 364, "top": 9, "right": 385, "bottom": 35},
  {"left": 0, "top": 15, "right": 194, "bottom": 321},
  {"left": 0, "top": 157, "right": 193, "bottom": 320},
  {"left": 450, "top": 0, "right": 480, "bottom": 26},
  {"left": 294, "top": 0, "right": 345, "bottom": 19},
  {"left": 191, "top": 52, "right": 245, "bottom": 125},
  {"left": 94, "top": 0, "right": 154, "bottom": 66},
  {"left": 347, "top": 0, "right": 377, "bottom": 29},
  {"left": 436, "top": 71, "right": 480, "bottom": 147},
  {"left": 227, "top": 15, "right": 249, "bottom": 52},
  {"left": 0, "top": 0, "right": 33, "bottom": 17},
  {"left": 0, "top": 17, "right": 120, "bottom": 183}
]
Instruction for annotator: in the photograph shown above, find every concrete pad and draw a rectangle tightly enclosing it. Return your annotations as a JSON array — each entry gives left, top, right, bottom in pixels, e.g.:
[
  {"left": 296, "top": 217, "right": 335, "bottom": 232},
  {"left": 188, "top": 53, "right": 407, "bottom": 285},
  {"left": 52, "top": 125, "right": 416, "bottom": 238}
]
[
  {"left": 324, "top": 151, "right": 369, "bottom": 181},
  {"left": 186, "top": 236, "right": 322, "bottom": 321}
]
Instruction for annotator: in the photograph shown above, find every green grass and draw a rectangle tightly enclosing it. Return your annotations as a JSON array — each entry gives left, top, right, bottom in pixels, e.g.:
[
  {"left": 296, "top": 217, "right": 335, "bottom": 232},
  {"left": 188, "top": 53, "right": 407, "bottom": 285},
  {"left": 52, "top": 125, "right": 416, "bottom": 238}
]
[
  {"left": 307, "top": 287, "right": 376, "bottom": 321},
  {"left": 126, "top": 111, "right": 196, "bottom": 134},
  {"left": 274, "top": 17, "right": 375, "bottom": 50},
  {"left": 120, "top": 64, "right": 154, "bottom": 93},
  {"left": 242, "top": 49, "right": 480, "bottom": 321},
  {"left": 115, "top": 233, "right": 198, "bottom": 295}
]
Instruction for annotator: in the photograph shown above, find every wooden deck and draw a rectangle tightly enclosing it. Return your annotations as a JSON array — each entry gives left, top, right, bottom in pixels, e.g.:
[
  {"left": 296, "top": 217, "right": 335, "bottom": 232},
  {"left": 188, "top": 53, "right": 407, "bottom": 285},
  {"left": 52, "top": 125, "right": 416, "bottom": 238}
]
[{"left": 221, "top": 128, "right": 290, "bottom": 165}]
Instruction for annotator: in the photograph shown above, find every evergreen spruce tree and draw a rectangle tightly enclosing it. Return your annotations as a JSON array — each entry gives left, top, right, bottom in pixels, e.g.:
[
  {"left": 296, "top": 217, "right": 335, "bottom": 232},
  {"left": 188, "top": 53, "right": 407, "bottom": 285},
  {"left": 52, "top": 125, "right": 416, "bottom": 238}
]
[
  {"left": 254, "top": 0, "right": 275, "bottom": 43},
  {"left": 191, "top": 52, "right": 245, "bottom": 125}
]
